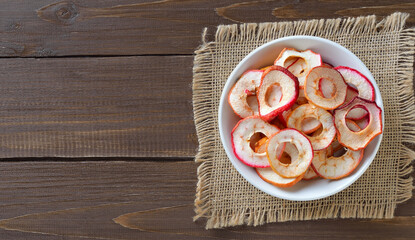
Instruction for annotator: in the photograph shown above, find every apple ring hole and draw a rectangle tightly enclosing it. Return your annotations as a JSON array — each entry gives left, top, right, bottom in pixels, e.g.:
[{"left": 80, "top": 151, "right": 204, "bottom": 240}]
[
  {"left": 288, "top": 57, "right": 307, "bottom": 76},
  {"left": 265, "top": 83, "right": 282, "bottom": 108},
  {"left": 246, "top": 95, "right": 259, "bottom": 113},
  {"left": 283, "top": 56, "right": 299, "bottom": 68},
  {"left": 355, "top": 116, "right": 370, "bottom": 130},
  {"left": 301, "top": 117, "right": 322, "bottom": 135},
  {"left": 318, "top": 77, "right": 337, "bottom": 99},
  {"left": 346, "top": 105, "right": 368, "bottom": 122},
  {"left": 332, "top": 146, "right": 347, "bottom": 157},
  {"left": 277, "top": 142, "right": 298, "bottom": 165},
  {"left": 310, "top": 125, "right": 324, "bottom": 137},
  {"left": 249, "top": 132, "right": 268, "bottom": 153},
  {"left": 279, "top": 152, "right": 292, "bottom": 165}
]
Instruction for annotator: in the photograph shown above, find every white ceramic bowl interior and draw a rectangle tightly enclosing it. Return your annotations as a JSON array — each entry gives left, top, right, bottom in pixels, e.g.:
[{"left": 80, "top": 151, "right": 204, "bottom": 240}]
[{"left": 219, "top": 36, "right": 384, "bottom": 201}]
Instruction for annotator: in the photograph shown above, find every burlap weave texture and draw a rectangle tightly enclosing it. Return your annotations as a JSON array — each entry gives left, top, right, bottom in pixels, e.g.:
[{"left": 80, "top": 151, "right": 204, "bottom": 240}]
[{"left": 193, "top": 13, "right": 415, "bottom": 229}]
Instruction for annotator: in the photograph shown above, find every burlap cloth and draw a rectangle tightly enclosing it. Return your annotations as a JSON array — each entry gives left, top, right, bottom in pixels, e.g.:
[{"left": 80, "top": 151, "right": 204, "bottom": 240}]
[{"left": 192, "top": 12, "right": 415, "bottom": 229}]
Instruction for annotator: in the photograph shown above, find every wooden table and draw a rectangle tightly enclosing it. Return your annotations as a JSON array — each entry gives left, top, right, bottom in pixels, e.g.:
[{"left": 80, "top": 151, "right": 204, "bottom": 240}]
[{"left": 0, "top": 1, "right": 414, "bottom": 239}]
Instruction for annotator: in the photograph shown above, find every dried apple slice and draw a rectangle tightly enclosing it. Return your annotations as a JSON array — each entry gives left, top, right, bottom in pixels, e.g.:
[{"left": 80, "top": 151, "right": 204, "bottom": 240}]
[
  {"left": 335, "top": 66, "right": 375, "bottom": 101},
  {"left": 232, "top": 116, "right": 280, "bottom": 168},
  {"left": 257, "top": 66, "right": 299, "bottom": 122},
  {"left": 287, "top": 104, "right": 336, "bottom": 150},
  {"left": 267, "top": 129, "right": 313, "bottom": 178},
  {"left": 334, "top": 97, "right": 382, "bottom": 150},
  {"left": 274, "top": 48, "right": 322, "bottom": 87},
  {"left": 256, "top": 167, "right": 303, "bottom": 188},
  {"left": 311, "top": 146, "right": 364, "bottom": 179},
  {"left": 303, "top": 166, "right": 318, "bottom": 180},
  {"left": 304, "top": 66, "right": 347, "bottom": 110},
  {"left": 228, "top": 70, "right": 263, "bottom": 118}
]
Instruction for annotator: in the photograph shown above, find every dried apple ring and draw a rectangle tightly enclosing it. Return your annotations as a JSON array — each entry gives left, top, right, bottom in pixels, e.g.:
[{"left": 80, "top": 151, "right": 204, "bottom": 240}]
[
  {"left": 257, "top": 66, "right": 299, "bottom": 122},
  {"left": 334, "top": 97, "right": 382, "bottom": 150},
  {"left": 311, "top": 145, "right": 364, "bottom": 179},
  {"left": 274, "top": 48, "right": 322, "bottom": 87},
  {"left": 287, "top": 104, "right": 336, "bottom": 150},
  {"left": 267, "top": 129, "right": 313, "bottom": 178},
  {"left": 232, "top": 116, "right": 280, "bottom": 168},
  {"left": 256, "top": 167, "right": 303, "bottom": 188},
  {"left": 335, "top": 66, "right": 375, "bottom": 101},
  {"left": 228, "top": 70, "right": 263, "bottom": 118},
  {"left": 304, "top": 66, "right": 348, "bottom": 110}
]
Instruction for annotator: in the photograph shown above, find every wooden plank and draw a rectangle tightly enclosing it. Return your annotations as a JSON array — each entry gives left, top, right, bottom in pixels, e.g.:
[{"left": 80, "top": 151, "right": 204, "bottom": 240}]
[
  {"left": 0, "top": 0, "right": 414, "bottom": 57},
  {"left": 0, "top": 56, "right": 197, "bottom": 158},
  {"left": 0, "top": 161, "right": 414, "bottom": 239}
]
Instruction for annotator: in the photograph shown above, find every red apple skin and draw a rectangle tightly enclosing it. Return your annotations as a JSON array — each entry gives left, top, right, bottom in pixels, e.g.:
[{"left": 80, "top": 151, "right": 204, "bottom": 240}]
[
  {"left": 334, "top": 66, "right": 375, "bottom": 101},
  {"left": 333, "top": 97, "right": 383, "bottom": 151},
  {"left": 228, "top": 70, "right": 264, "bottom": 119},
  {"left": 258, "top": 66, "right": 299, "bottom": 122},
  {"left": 231, "top": 116, "right": 272, "bottom": 168},
  {"left": 277, "top": 111, "right": 289, "bottom": 127}
]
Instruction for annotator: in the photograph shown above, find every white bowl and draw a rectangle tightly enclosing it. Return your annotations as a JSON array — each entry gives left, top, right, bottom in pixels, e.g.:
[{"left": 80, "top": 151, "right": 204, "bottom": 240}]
[{"left": 218, "top": 36, "right": 384, "bottom": 201}]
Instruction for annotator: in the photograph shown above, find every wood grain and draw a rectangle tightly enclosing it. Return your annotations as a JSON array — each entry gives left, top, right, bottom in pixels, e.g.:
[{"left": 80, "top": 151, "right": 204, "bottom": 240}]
[
  {"left": 0, "top": 1, "right": 414, "bottom": 239},
  {"left": 0, "top": 0, "right": 414, "bottom": 57},
  {"left": 0, "top": 161, "right": 414, "bottom": 240},
  {"left": 0, "top": 56, "right": 197, "bottom": 158}
]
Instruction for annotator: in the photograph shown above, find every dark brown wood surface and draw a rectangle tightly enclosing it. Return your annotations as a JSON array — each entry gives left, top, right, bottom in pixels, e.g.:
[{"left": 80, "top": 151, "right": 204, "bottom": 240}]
[
  {"left": 0, "top": 56, "right": 197, "bottom": 157},
  {"left": 0, "top": 0, "right": 414, "bottom": 239},
  {"left": 0, "top": 161, "right": 414, "bottom": 240},
  {"left": 0, "top": 0, "right": 414, "bottom": 57}
]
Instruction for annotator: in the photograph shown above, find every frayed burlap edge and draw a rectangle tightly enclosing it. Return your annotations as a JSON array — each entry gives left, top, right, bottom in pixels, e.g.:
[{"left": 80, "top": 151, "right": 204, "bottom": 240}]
[{"left": 192, "top": 13, "right": 415, "bottom": 229}]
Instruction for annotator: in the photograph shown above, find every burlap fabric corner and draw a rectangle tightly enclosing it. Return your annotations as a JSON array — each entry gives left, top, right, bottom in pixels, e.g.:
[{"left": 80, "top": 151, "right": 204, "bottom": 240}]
[{"left": 192, "top": 12, "right": 415, "bottom": 229}]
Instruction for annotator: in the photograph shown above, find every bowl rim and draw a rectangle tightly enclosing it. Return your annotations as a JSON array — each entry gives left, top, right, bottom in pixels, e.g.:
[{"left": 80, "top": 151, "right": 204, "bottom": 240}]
[{"left": 218, "top": 35, "right": 384, "bottom": 201}]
